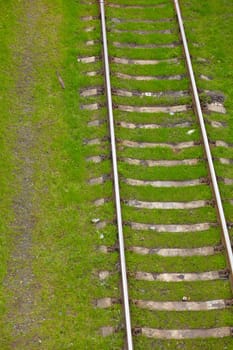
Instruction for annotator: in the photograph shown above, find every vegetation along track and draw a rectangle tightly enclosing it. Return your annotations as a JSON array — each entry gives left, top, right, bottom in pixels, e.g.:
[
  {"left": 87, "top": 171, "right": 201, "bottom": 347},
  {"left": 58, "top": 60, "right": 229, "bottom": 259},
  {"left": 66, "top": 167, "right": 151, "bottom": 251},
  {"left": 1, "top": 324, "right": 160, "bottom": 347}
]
[{"left": 79, "top": 0, "right": 233, "bottom": 349}]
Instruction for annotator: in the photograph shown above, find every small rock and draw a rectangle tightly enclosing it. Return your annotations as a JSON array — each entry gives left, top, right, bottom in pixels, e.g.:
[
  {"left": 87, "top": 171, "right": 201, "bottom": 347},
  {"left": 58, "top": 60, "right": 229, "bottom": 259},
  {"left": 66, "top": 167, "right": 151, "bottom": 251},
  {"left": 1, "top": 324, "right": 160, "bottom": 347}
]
[
  {"left": 112, "top": 18, "right": 121, "bottom": 23},
  {"left": 182, "top": 296, "right": 190, "bottom": 301},
  {"left": 200, "top": 74, "right": 212, "bottom": 81},
  {"left": 196, "top": 57, "right": 208, "bottom": 63},
  {"left": 96, "top": 298, "right": 112, "bottom": 308},
  {"left": 170, "top": 112, "right": 174, "bottom": 116},
  {"left": 85, "top": 27, "right": 94, "bottom": 32},
  {"left": 211, "top": 121, "right": 223, "bottom": 128},
  {"left": 100, "top": 326, "right": 114, "bottom": 337},
  {"left": 187, "top": 129, "right": 195, "bottom": 135},
  {"left": 100, "top": 233, "right": 104, "bottom": 239},
  {"left": 98, "top": 245, "right": 108, "bottom": 253},
  {"left": 99, "top": 271, "right": 109, "bottom": 280},
  {"left": 145, "top": 92, "right": 152, "bottom": 97},
  {"left": 91, "top": 218, "right": 100, "bottom": 224}
]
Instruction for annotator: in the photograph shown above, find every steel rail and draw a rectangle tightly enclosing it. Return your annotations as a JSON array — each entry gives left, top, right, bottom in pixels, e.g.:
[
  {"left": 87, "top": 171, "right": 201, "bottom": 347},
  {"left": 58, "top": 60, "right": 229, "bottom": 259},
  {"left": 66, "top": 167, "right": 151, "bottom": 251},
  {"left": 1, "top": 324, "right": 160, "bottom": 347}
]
[
  {"left": 99, "top": 1, "right": 134, "bottom": 349},
  {"left": 174, "top": 0, "right": 233, "bottom": 286}
]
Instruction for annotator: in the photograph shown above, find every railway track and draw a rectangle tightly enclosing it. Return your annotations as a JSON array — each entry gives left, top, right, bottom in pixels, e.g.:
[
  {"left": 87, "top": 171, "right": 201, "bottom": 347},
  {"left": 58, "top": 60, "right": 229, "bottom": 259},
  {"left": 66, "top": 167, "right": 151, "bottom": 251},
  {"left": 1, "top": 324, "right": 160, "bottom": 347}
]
[{"left": 79, "top": 1, "right": 233, "bottom": 348}]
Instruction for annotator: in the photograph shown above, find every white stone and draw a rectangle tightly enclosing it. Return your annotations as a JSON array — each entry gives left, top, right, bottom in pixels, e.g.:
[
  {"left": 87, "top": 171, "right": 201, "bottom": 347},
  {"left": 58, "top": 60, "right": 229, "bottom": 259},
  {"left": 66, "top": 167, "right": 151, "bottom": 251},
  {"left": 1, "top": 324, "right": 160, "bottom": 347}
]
[
  {"left": 91, "top": 218, "right": 100, "bottom": 224},
  {"left": 187, "top": 129, "right": 195, "bottom": 135}
]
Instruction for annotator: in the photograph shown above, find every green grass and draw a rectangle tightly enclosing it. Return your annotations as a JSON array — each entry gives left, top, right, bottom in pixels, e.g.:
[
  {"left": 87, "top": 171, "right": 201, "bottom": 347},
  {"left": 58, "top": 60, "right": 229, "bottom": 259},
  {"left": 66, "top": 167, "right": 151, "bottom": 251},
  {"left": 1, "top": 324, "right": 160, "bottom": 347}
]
[
  {"left": 129, "top": 279, "right": 231, "bottom": 301},
  {"left": 0, "top": 1, "right": 123, "bottom": 349},
  {"left": 134, "top": 337, "right": 233, "bottom": 350},
  {"left": 118, "top": 146, "right": 204, "bottom": 160},
  {"left": 124, "top": 226, "right": 221, "bottom": 249},
  {"left": 126, "top": 252, "right": 226, "bottom": 274},
  {"left": 111, "top": 59, "right": 187, "bottom": 74},
  {"left": 113, "top": 94, "right": 192, "bottom": 106},
  {"left": 110, "top": 21, "right": 176, "bottom": 32},
  {"left": 180, "top": 0, "right": 233, "bottom": 219},
  {"left": 219, "top": 184, "right": 233, "bottom": 201},
  {"left": 109, "top": 46, "right": 182, "bottom": 60},
  {"left": 106, "top": 5, "right": 175, "bottom": 21},
  {"left": 106, "top": 1, "right": 233, "bottom": 348},
  {"left": 123, "top": 206, "right": 216, "bottom": 225},
  {"left": 131, "top": 307, "right": 232, "bottom": 329},
  {"left": 0, "top": 0, "right": 232, "bottom": 349},
  {"left": 28, "top": 1, "right": 126, "bottom": 348},
  {"left": 117, "top": 125, "right": 200, "bottom": 143},
  {"left": 115, "top": 110, "right": 195, "bottom": 123},
  {"left": 119, "top": 163, "right": 207, "bottom": 181},
  {"left": 120, "top": 183, "right": 212, "bottom": 202},
  {"left": 112, "top": 76, "right": 190, "bottom": 92}
]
